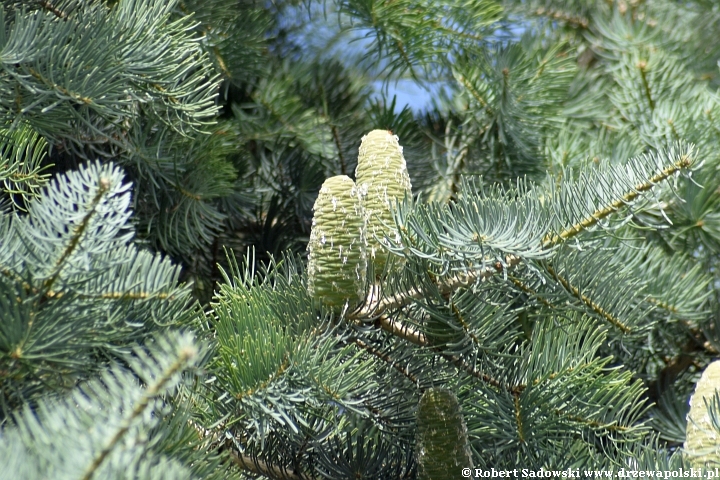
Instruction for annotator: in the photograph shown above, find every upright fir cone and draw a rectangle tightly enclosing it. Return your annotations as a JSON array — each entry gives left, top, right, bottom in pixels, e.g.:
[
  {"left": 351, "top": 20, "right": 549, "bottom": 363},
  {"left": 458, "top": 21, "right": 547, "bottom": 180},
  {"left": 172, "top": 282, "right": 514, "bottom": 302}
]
[
  {"left": 307, "top": 175, "right": 367, "bottom": 312},
  {"left": 355, "top": 130, "right": 412, "bottom": 277},
  {"left": 685, "top": 360, "right": 720, "bottom": 466},
  {"left": 416, "top": 388, "right": 473, "bottom": 480}
]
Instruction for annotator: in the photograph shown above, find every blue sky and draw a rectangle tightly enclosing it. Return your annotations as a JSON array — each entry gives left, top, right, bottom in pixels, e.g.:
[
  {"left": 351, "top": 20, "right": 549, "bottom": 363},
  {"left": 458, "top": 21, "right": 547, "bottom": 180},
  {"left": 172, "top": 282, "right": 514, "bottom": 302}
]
[
  {"left": 279, "top": 3, "right": 437, "bottom": 113},
  {"left": 372, "top": 79, "right": 439, "bottom": 113}
]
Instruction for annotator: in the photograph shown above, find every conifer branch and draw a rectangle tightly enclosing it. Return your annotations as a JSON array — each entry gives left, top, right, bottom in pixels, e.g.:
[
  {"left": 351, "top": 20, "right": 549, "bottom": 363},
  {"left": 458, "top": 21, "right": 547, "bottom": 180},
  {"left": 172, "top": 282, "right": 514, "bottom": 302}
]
[
  {"left": 430, "top": 21, "right": 485, "bottom": 42},
  {"left": 531, "top": 7, "right": 589, "bottom": 29},
  {"left": 456, "top": 74, "right": 492, "bottom": 112},
  {"left": 348, "top": 256, "right": 525, "bottom": 392},
  {"left": 43, "top": 177, "right": 111, "bottom": 293},
  {"left": 2, "top": 280, "right": 176, "bottom": 302},
  {"left": 229, "top": 451, "right": 313, "bottom": 480},
  {"left": 80, "top": 343, "right": 198, "bottom": 480},
  {"left": 637, "top": 60, "right": 655, "bottom": 111},
  {"left": 451, "top": 301, "right": 481, "bottom": 346},
  {"left": 441, "top": 350, "right": 514, "bottom": 394},
  {"left": 189, "top": 420, "right": 313, "bottom": 480},
  {"left": 28, "top": 67, "right": 93, "bottom": 105},
  {"left": 514, "top": 394, "right": 525, "bottom": 443},
  {"left": 234, "top": 357, "right": 290, "bottom": 400},
  {"left": 351, "top": 338, "right": 422, "bottom": 389},
  {"left": 544, "top": 264, "right": 631, "bottom": 334},
  {"left": 508, "top": 274, "right": 555, "bottom": 309},
  {"left": 352, "top": 254, "right": 522, "bottom": 321},
  {"left": 39, "top": 0, "right": 68, "bottom": 19},
  {"left": 376, "top": 313, "right": 427, "bottom": 345},
  {"left": 94, "top": 291, "right": 175, "bottom": 300},
  {"left": 645, "top": 296, "right": 678, "bottom": 314},
  {"left": 556, "top": 411, "right": 631, "bottom": 433},
  {"left": 351, "top": 287, "right": 521, "bottom": 395},
  {"left": 541, "top": 154, "right": 692, "bottom": 248}
]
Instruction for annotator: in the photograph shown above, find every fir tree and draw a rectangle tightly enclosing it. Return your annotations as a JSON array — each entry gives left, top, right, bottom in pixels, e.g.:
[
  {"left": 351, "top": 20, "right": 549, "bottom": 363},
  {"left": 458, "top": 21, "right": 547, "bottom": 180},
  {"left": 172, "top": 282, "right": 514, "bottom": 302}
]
[{"left": 3, "top": 0, "right": 720, "bottom": 478}]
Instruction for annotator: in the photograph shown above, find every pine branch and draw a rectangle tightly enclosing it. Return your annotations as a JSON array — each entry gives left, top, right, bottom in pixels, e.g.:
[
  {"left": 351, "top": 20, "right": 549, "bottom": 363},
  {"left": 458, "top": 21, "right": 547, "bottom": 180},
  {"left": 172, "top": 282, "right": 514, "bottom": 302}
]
[
  {"left": 229, "top": 450, "right": 313, "bottom": 480},
  {"left": 507, "top": 274, "right": 555, "bottom": 309},
  {"left": 347, "top": 257, "right": 525, "bottom": 396},
  {"left": 43, "top": 176, "right": 111, "bottom": 293},
  {"left": 38, "top": 0, "right": 68, "bottom": 19},
  {"left": 348, "top": 254, "right": 523, "bottom": 350},
  {"left": 351, "top": 337, "right": 422, "bottom": 388},
  {"left": 351, "top": 254, "right": 522, "bottom": 322},
  {"left": 0, "top": 333, "right": 204, "bottom": 480},
  {"left": 541, "top": 152, "right": 693, "bottom": 248},
  {"left": 80, "top": 342, "right": 198, "bottom": 480},
  {"left": 544, "top": 263, "right": 632, "bottom": 334},
  {"left": 636, "top": 60, "right": 655, "bottom": 112},
  {"left": 531, "top": 7, "right": 589, "bottom": 28}
]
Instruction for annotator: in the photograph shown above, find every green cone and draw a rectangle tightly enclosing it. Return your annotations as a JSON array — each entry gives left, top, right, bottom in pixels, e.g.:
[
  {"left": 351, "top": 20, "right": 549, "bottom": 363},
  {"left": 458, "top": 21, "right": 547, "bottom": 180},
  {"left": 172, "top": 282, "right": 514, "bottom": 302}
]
[
  {"left": 685, "top": 360, "right": 720, "bottom": 467},
  {"left": 355, "top": 130, "right": 412, "bottom": 276},
  {"left": 416, "top": 388, "right": 473, "bottom": 480},
  {"left": 307, "top": 175, "right": 367, "bottom": 311}
]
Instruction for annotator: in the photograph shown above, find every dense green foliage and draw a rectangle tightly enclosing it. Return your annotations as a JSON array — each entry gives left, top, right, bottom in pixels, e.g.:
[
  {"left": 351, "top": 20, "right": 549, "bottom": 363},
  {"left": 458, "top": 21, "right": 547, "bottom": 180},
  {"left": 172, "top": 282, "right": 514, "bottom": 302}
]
[{"left": 2, "top": 0, "right": 720, "bottom": 477}]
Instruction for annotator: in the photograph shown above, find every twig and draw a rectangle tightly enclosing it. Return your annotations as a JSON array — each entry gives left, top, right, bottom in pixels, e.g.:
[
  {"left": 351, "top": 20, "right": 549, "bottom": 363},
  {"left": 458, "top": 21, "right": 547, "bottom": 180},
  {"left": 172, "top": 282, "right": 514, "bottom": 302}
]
[
  {"left": 348, "top": 255, "right": 523, "bottom": 394},
  {"left": 351, "top": 254, "right": 522, "bottom": 321},
  {"left": 229, "top": 451, "right": 313, "bottom": 480},
  {"left": 352, "top": 337, "right": 422, "bottom": 389},
  {"left": 39, "top": 0, "right": 68, "bottom": 19}
]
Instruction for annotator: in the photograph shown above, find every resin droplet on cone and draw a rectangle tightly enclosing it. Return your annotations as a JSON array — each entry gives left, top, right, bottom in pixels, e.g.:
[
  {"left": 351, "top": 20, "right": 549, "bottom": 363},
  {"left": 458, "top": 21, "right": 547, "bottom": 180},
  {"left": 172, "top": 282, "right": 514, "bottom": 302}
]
[
  {"left": 307, "top": 175, "right": 367, "bottom": 311},
  {"left": 685, "top": 360, "right": 720, "bottom": 466},
  {"left": 355, "top": 129, "right": 412, "bottom": 276}
]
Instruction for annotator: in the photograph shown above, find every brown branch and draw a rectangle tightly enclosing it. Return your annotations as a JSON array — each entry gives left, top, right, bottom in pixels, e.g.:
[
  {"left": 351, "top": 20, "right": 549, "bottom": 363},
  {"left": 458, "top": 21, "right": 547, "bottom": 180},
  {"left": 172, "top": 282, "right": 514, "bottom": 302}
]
[
  {"left": 331, "top": 125, "right": 347, "bottom": 176},
  {"left": 229, "top": 450, "right": 313, "bottom": 480},
  {"left": 39, "top": 0, "right": 67, "bottom": 19},
  {"left": 189, "top": 420, "right": 312, "bottom": 480},
  {"left": 351, "top": 254, "right": 522, "bottom": 321},
  {"left": 376, "top": 313, "right": 427, "bottom": 346},
  {"left": 352, "top": 338, "right": 422, "bottom": 388},
  {"left": 532, "top": 7, "right": 589, "bottom": 29},
  {"left": 348, "top": 255, "right": 524, "bottom": 395}
]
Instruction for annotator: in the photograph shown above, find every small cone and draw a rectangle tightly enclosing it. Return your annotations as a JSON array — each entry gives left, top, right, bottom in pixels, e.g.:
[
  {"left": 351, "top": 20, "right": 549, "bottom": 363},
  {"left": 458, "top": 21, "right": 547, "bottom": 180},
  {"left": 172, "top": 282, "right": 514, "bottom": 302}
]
[{"left": 416, "top": 388, "right": 473, "bottom": 480}]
